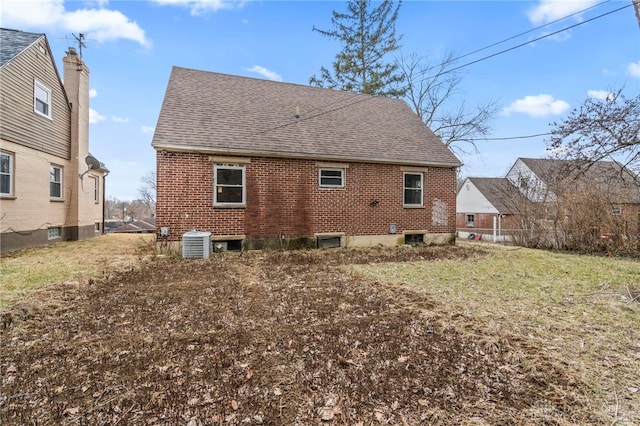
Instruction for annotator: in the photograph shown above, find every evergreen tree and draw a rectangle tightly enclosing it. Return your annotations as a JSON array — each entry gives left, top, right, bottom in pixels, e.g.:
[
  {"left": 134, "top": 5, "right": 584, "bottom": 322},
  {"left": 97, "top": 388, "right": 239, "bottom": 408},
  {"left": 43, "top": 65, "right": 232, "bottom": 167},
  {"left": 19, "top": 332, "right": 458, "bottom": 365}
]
[{"left": 310, "top": 0, "right": 405, "bottom": 97}]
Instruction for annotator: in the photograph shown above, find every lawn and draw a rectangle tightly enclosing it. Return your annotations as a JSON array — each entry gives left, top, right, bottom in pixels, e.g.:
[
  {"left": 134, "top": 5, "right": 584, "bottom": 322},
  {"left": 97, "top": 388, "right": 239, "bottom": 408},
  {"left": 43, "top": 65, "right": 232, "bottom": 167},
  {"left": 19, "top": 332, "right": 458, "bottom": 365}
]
[{"left": 1, "top": 238, "right": 638, "bottom": 425}]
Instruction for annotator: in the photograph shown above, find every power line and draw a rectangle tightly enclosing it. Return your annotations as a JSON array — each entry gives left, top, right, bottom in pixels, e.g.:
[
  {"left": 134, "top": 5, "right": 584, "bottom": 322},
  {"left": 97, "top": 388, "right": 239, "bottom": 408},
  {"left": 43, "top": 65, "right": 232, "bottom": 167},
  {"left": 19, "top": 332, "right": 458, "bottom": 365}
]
[
  {"left": 471, "top": 133, "right": 552, "bottom": 141},
  {"left": 419, "top": 2, "right": 634, "bottom": 82},
  {"left": 426, "top": 0, "right": 611, "bottom": 74},
  {"left": 253, "top": 2, "right": 630, "bottom": 138}
]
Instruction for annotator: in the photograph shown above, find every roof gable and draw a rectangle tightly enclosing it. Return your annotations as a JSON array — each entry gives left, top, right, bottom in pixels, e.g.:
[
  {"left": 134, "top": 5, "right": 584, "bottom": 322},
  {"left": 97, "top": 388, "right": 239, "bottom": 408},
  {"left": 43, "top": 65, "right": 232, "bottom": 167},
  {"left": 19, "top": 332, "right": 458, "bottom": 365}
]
[{"left": 152, "top": 66, "right": 461, "bottom": 167}]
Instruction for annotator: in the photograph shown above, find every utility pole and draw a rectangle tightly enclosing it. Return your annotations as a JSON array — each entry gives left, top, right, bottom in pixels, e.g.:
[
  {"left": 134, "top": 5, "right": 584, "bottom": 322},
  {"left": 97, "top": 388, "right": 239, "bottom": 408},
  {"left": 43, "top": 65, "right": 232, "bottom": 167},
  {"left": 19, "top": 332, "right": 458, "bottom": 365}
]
[{"left": 634, "top": 0, "right": 640, "bottom": 28}]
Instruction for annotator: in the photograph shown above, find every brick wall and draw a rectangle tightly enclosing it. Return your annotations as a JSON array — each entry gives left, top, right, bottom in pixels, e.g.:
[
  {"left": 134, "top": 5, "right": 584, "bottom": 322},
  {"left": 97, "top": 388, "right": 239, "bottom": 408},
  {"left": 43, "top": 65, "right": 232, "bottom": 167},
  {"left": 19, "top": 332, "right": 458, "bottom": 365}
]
[{"left": 156, "top": 151, "right": 458, "bottom": 243}]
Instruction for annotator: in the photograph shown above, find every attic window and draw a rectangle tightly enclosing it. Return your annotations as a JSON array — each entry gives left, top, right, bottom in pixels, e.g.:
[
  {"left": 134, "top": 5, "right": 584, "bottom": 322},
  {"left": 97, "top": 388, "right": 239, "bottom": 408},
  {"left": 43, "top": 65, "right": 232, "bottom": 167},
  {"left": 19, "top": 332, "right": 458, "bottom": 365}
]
[
  {"left": 34, "top": 80, "right": 52, "bottom": 119},
  {"left": 612, "top": 204, "right": 622, "bottom": 216}
]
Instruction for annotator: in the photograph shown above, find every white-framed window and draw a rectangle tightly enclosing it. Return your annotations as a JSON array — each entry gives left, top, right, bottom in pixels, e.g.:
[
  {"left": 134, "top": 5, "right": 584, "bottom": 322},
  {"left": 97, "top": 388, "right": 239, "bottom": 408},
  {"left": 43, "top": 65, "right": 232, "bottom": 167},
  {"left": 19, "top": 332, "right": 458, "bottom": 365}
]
[
  {"left": 319, "top": 168, "right": 345, "bottom": 188},
  {"left": 214, "top": 164, "right": 245, "bottom": 206},
  {"left": 466, "top": 214, "right": 475, "bottom": 227},
  {"left": 403, "top": 172, "right": 423, "bottom": 207},
  {"left": 0, "top": 151, "right": 14, "bottom": 197},
  {"left": 612, "top": 204, "right": 622, "bottom": 216},
  {"left": 50, "top": 164, "right": 63, "bottom": 199},
  {"left": 34, "top": 80, "right": 52, "bottom": 119},
  {"left": 95, "top": 222, "right": 101, "bottom": 232},
  {"left": 92, "top": 176, "right": 99, "bottom": 203},
  {"left": 48, "top": 227, "right": 61, "bottom": 240}
]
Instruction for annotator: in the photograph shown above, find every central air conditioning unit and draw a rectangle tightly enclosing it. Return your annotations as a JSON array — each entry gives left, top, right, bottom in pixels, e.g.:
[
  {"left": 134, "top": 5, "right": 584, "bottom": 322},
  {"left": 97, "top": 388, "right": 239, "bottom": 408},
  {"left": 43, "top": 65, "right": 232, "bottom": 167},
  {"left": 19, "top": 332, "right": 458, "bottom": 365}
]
[{"left": 182, "top": 230, "right": 211, "bottom": 259}]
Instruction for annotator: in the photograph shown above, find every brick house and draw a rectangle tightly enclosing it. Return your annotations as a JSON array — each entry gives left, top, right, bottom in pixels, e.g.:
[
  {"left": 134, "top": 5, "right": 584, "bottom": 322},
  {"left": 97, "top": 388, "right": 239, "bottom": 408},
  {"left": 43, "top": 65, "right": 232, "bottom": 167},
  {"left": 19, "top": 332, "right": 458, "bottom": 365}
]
[
  {"left": 456, "top": 177, "right": 524, "bottom": 241},
  {"left": 0, "top": 28, "right": 108, "bottom": 253},
  {"left": 457, "top": 157, "right": 640, "bottom": 245},
  {"left": 152, "top": 66, "right": 461, "bottom": 250}
]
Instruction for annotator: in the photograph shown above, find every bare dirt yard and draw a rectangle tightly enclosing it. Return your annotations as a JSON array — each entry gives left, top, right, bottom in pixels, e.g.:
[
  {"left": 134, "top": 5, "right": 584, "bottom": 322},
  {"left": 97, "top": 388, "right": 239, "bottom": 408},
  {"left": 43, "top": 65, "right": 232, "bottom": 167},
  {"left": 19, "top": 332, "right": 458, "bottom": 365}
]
[{"left": 1, "top": 235, "right": 639, "bottom": 425}]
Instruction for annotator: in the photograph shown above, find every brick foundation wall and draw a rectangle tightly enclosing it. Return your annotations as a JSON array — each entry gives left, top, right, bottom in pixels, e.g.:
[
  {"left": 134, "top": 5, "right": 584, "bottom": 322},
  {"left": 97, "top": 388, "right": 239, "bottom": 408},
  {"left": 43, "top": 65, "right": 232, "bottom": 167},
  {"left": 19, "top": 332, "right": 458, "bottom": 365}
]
[{"left": 156, "top": 151, "right": 458, "bottom": 243}]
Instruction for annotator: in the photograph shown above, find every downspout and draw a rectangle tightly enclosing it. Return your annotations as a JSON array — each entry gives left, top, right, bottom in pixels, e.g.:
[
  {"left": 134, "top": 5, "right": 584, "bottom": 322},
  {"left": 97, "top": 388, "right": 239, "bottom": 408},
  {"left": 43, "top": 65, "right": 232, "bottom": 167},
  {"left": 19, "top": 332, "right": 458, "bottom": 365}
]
[{"left": 102, "top": 170, "right": 109, "bottom": 234}]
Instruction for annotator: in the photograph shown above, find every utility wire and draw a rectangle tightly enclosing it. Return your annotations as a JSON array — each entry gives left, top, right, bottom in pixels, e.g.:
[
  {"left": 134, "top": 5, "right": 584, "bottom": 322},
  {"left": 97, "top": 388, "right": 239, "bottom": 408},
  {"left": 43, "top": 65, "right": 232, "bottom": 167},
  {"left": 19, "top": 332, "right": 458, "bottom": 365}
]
[
  {"left": 419, "top": 2, "right": 634, "bottom": 82},
  {"left": 254, "top": 2, "right": 630, "bottom": 138},
  {"left": 426, "top": 0, "right": 611, "bottom": 74},
  {"left": 471, "top": 133, "right": 552, "bottom": 141}
]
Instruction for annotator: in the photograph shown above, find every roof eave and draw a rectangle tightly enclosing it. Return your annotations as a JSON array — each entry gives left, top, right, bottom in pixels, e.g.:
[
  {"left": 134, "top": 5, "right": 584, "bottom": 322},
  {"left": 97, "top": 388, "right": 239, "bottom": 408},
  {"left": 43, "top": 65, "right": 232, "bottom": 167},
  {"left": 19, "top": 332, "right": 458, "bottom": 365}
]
[{"left": 152, "top": 142, "right": 462, "bottom": 169}]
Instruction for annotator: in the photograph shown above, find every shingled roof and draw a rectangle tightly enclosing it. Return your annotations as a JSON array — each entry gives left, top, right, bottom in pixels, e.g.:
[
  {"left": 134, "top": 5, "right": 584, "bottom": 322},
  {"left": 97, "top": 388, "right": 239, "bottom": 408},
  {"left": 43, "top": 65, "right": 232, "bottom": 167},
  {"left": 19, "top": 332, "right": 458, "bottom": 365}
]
[
  {"left": 152, "top": 66, "right": 461, "bottom": 168},
  {"left": 467, "top": 177, "right": 525, "bottom": 214},
  {"left": 519, "top": 157, "right": 640, "bottom": 203},
  {"left": 0, "top": 28, "right": 43, "bottom": 68}
]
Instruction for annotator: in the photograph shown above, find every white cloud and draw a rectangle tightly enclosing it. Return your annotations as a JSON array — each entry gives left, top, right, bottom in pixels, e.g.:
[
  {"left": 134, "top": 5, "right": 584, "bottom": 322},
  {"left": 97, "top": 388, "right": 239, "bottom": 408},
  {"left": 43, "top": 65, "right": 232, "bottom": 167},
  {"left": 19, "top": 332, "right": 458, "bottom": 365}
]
[
  {"left": 527, "top": 0, "right": 599, "bottom": 25},
  {"left": 141, "top": 125, "right": 155, "bottom": 134},
  {"left": 151, "top": 0, "right": 244, "bottom": 16},
  {"left": 112, "top": 116, "right": 130, "bottom": 124},
  {"left": 1, "top": 0, "right": 150, "bottom": 47},
  {"left": 587, "top": 90, "right": 613, "bottom": 101},
  {"left": 89, "top": 88, "right": 98, "bottom": 98},
  {"left": 246, "top": 65, "right": 282, "bottom": 82},
  {"left": 89, "top": 108, "right": 106, "bottom": 124},
  {"left": 503, "top": 94, "right": 570, "bottom": 117},
  {"left": 628, "top": 61, "right": 640, "bottom": 78}
]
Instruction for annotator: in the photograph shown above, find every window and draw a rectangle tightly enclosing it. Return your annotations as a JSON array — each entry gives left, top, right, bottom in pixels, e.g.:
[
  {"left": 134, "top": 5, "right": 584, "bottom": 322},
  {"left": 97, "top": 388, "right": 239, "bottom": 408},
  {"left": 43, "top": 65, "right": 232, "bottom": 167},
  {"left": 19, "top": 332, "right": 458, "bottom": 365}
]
[
  {"left": 92, "top": 176, "right": 99, "bottom": 203},
  {"left": 319, "top": 168, "right": 345, "bottom": 188},
  {"left": 214, "top": 164, "right": 245, "bottom": 206},
  {"left": 50, "top": 165, "right": 63, "bottom": 199},
  {"left": 403, "top": 172, "right": 423, "bottom": 207},
  {"left": 95, "top": 222, "right": 101, "bottom": 232},
  {"left": 519, "top": 177, "right": 529, "bottom": 189},
  {"left": 34, "top": 80, "right": 52, "bottom": 119},
  {"left": 0, "top": 151, "right": 13, "bottom": 196},
  {"left": 466, "top": 214, "right": 475, "bottom": 227},
  {"left": 48, "top": 227, "right": 61, "bottom": 240},
  {"left": 612, "top": 204, "right": 622, "bottom": 216}
]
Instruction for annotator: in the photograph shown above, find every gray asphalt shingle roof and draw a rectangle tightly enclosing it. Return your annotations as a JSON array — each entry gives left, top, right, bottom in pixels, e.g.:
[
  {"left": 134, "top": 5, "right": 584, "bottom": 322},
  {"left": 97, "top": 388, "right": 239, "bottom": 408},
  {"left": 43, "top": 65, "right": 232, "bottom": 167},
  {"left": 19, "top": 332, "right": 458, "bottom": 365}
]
[
  {"left": 468, "top": 177, "right": 525, "bottom": 214},
  {"left": 520, "top": 157, "right": 640, "bottom": 203},
  {"left": 152, "top": 66, "right": 461, "bottom": 167},
  {"left": 0, "top": 28, "right": 43, "bottom": 68}
]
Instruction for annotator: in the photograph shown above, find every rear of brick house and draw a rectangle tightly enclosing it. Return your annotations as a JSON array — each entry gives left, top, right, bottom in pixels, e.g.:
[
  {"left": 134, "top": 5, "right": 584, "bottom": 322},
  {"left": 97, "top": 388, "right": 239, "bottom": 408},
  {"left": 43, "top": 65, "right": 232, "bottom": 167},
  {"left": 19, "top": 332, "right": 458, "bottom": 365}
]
[{"left": 152, "top": 67, "right": 461, "bottom": 250}]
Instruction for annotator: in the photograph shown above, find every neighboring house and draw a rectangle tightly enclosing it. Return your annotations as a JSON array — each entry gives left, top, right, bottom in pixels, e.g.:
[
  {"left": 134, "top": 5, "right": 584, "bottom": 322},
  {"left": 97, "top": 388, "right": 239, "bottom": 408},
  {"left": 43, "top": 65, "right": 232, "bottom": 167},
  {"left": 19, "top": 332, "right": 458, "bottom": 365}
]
[
  {"left": 152, "top": 66, "right": 461, "bottom": 250},
  {"left": 113, "top": 217, "right": 156, "bottom": 234},
  {"left": 457, "top": 157, "right": 640, "bottom": 244},
  {"left": 0, "top": 28, "right": 108, "bottom": 253},
  {"left": 455, "top": 177, "right": 524, "bottom": 241}
]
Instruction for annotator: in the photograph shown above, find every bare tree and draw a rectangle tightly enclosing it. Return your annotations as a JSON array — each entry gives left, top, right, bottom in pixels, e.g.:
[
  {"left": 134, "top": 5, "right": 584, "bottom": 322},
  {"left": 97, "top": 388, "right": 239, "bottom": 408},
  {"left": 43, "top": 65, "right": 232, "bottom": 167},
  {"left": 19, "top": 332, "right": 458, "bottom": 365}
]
[
  {"left": 397, "top": 52, "right": 498, "bottom": 155},
  {"left": 138, "top": 171, "right": 156, "bottom": 215},
  {"left": 547, "top": 89, "right": 640, "bottom": 180}
]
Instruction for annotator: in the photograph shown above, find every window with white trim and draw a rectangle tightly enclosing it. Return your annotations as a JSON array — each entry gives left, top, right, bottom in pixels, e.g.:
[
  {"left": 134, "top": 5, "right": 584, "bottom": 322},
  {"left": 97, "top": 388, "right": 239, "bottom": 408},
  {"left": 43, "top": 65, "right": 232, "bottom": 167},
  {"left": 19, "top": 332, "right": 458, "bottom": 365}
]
[
  {"left": 612, "top": 204, "right": 622, "bottom": 216},
  {"left": 0, "top": 151, "right": 14, "bottom": 196},
  {"left": 48, "top": 227, "right": 61, "bottom": 240},
  {"left": 403, "top": 172, "right": 423, "bottom": 207},
  {"left": 319, "top": 168, "right": 345, "bottom": 188},
  {"left": 214, "top": 164, "right": 245, "bottom": 206},
  {"left": 50, "top": 165, "right": 63, "bottom": 199},
  {"left": 34, "top": 80, "right": 52, "bottom": 119},
  {"left": 466, "top": 214, "right": 475, "bottom": 227},
  {"left": 92, "top": 176, "right": 99, "bottom": 203}
]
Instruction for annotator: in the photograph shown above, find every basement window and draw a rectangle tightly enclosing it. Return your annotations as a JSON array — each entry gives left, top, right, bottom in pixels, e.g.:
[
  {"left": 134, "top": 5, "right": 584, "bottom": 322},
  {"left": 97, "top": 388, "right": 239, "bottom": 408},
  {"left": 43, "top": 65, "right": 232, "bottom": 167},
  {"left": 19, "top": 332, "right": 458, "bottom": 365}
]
[
  {"left": 404, "top": 233, "right": 424, "bottom": 245},
  {"left": 48, "top": 227, "right": 61, "bottom": 240},
  {"left": 317, "top": 235, "right": 342, "bottom": 249}
]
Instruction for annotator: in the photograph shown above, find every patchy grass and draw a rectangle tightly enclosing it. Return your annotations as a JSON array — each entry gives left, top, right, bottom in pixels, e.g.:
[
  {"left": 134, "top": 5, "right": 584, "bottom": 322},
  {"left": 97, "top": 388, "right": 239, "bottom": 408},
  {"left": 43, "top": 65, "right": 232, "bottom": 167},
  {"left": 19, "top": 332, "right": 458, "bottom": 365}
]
[
  {"left": 0, "top": 233, "right": 155, "bottom": 308},
  {"left": 351, "top": 242, "right": 640, "bottom": 424}
]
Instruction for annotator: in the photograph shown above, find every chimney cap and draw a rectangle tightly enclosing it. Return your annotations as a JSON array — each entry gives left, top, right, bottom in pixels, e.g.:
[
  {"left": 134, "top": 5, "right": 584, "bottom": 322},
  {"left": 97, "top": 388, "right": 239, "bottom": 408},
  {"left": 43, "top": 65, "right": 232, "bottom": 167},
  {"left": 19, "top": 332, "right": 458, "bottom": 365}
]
[{"left": 68, "top": 47, "right": 77, "bottom": 55}]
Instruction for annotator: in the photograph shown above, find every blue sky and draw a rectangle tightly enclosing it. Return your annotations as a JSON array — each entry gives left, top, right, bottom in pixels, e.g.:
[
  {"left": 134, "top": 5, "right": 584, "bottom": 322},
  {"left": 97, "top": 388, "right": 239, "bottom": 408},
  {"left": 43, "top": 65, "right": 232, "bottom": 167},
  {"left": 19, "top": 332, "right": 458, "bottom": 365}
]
[{"left": 3, "top": 0, "right": 639, "bottom": 200}]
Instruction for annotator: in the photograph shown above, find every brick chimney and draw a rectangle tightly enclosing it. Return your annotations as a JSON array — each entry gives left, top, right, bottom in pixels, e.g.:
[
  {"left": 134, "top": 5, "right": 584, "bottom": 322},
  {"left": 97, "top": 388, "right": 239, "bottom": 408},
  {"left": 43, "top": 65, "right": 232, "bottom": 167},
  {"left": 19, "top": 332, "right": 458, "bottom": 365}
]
[{"left": 62, "top": 47, "right": 90, "bottom": 238}]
